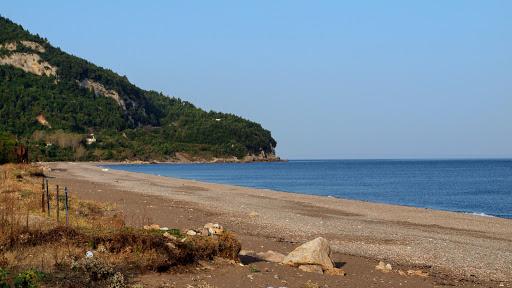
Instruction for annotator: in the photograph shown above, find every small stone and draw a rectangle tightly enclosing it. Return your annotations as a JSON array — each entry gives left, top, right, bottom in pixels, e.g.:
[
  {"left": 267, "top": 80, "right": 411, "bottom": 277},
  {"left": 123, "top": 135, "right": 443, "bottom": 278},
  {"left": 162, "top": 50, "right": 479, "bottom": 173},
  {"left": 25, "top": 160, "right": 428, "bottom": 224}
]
[
  {"left": 407, "top": 269, "right": 429, "bottom": 277},
  {"left": 298, "top": 264, "right": 324, "bottom": 274},
  {"left": 186, "top": 230, "right": 197, "bottom": 236},
  {"left": 204, "top": 223, "right": 224, "bottom": 235},
  {"left": 249, "top": 211, "right": 259, "bottom": 217},
  {"left": 166, "top": 242, "right": 176, "bottom": 249},
  {"left": 256, "top": 250, "right": 286, "bottom": 263},
  {"left": 376, "top": 261, "right": 392, "bottom": 272},
  {"left": 398, "top": 270, "right": 406, "bottom": 276},
  {"left": 325, "top": 268, "right": 346, "bottom": 276},
  {"left": 200, "top": 227, "right": 210, "bottom": 236},
  {"left": 143, "top": 224, "right": 160, "bottom": 230}
]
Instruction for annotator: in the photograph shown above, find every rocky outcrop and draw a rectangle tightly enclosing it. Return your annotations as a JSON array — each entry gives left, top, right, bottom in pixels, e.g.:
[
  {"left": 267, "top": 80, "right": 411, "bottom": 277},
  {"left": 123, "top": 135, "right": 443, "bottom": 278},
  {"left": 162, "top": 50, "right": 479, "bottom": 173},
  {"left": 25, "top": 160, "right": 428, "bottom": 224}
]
[
  {"left": 20, "top": 41, "right": 46, "bottom": 53},
  {"left": 36, "top": 114, "right": 51, "bottom": 128},
  {"left": 0, "top": 41, "right": 46, "bottom": 53},
  {"left": 242, "top": 150, "right": 280, "bottom": 162},
  {"left": 78, "top": 79, "right": 126, "bottom": 109},
  {"left": 0, "top": 52, "right": 56, "bottom": 77}
]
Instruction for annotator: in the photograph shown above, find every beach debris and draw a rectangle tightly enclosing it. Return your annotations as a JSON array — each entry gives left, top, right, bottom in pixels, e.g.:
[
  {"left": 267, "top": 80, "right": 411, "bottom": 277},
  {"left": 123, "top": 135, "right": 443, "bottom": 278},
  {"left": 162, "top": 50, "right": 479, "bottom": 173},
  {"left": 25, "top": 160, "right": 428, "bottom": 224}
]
[
  {"left": 86, "top": 251, "right": 94, "bottom": 258},
  {"left": 407, "top": 269, "right": 429, "bottom": 277},
  {"left": 143, "top": 223, "right": 160, "bottom": 230},
  {"left": 298, "top": 264, "right": 324, "bottom": 274},
  {"left": 376, "top": 261, "right": 393, "bottom": 272},
  {"left": 282, "top": 237, "right": 334, "bottom": 271}
]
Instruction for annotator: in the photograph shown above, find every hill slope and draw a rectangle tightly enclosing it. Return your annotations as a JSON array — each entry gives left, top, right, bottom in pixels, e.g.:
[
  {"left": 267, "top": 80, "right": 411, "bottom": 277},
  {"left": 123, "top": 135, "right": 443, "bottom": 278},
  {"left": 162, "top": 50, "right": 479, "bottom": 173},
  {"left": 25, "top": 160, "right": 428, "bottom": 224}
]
[{"left": 0, "top": 16, "right": 277, "bottom": 162}]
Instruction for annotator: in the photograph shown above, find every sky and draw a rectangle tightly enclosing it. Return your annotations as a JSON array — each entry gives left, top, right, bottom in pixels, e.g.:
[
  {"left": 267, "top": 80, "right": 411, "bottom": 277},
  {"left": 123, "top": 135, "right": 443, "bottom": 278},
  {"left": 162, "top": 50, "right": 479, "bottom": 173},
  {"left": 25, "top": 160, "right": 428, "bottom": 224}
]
[{"left": 2, "top": 1, "right": 511, "bottom": 159}]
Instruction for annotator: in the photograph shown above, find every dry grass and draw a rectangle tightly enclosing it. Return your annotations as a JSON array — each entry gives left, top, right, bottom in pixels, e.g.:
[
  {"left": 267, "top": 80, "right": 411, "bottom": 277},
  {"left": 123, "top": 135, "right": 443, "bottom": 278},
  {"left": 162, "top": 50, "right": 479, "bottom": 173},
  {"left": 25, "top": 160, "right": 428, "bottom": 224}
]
[{"left": 0, "top": 164, "right": 241, "bottom": 287}]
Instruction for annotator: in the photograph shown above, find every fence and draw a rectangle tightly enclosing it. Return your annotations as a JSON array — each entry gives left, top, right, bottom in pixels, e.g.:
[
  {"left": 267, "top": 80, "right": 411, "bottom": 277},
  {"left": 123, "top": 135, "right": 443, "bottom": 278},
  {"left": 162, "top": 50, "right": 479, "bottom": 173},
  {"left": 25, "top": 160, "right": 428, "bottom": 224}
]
[{"left": 41, "top": 177, "right": 70, "bottom": 226}]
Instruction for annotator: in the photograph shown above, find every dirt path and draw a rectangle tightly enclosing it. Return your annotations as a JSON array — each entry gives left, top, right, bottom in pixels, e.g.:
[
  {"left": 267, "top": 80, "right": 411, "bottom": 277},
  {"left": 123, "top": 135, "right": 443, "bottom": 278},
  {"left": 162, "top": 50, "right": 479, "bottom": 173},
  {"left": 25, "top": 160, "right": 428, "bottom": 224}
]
[{"left": 45, "top": 162, "right": 512, "bottom": 287}]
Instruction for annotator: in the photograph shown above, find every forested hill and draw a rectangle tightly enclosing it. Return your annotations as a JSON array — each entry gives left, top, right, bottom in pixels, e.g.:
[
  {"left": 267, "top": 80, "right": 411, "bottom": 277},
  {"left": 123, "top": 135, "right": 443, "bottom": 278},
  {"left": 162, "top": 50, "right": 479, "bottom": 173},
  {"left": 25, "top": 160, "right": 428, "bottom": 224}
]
[{"left": 0, "top": 16, "right": 277, "bottom": 163}]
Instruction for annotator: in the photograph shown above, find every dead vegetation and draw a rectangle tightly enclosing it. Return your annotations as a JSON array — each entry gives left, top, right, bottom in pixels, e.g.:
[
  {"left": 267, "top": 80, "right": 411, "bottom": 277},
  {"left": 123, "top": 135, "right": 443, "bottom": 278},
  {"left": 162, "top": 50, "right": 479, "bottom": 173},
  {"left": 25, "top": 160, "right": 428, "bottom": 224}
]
[{"left": 0, "top": 164, "right": 241, "bottom": 287}]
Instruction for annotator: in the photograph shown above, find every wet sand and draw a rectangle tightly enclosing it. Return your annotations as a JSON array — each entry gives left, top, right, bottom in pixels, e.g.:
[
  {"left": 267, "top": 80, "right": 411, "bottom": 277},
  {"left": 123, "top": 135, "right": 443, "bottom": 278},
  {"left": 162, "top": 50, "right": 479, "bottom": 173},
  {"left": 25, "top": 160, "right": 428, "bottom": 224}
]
[{"left": 46, "top": 162, "right": 512, "bottom": 287}]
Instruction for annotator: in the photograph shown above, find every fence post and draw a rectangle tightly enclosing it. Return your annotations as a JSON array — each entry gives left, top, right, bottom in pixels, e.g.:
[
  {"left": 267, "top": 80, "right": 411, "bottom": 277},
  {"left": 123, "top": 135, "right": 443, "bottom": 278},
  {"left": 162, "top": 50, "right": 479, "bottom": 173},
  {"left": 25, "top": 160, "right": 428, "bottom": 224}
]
[
  {"left": 41, "top": 178, "right": 45, "bottom": 213},
  {"left": 45, "top": 178, "right": 50, "bottom": 217},
  {"left": 65, "top": 186, "right": 69, "bottom": 226},
  {"left": 56, "top": 185, "right": 60, "bottom": 223}
]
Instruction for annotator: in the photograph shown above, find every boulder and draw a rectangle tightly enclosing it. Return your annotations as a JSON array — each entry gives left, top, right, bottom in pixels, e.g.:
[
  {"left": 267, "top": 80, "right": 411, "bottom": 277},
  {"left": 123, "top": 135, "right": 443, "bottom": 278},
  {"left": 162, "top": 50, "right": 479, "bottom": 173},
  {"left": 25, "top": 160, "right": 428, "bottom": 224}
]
[
  {"left": 299, "top": 264, "right": 324, "bottom": 274},
  {"left": 282, "top": 237, "right": 334, "bottom": 270}
]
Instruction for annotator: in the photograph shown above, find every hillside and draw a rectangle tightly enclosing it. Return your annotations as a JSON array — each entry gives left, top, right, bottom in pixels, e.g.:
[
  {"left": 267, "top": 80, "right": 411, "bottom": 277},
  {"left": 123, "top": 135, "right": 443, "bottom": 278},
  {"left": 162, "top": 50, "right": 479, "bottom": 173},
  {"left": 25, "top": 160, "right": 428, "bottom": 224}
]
[{"left": 0, "top": 16, "right": 277, "bottom": 163}]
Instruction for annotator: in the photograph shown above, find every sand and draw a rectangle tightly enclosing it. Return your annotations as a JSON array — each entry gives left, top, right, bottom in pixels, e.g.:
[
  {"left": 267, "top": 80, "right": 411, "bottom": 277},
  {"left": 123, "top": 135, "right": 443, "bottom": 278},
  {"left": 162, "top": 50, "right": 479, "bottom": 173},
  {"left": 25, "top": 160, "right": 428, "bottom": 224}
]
[{"left": 45, "top": 162, "right": 512, "bottom": 287}]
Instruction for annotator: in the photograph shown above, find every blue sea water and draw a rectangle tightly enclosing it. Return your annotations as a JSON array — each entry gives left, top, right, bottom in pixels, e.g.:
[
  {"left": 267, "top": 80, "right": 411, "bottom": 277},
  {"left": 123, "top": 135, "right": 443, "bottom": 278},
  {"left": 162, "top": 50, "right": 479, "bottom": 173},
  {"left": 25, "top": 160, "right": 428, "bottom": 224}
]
[{"left": 106, "top": 160, "right": 512, "bottom": 219}]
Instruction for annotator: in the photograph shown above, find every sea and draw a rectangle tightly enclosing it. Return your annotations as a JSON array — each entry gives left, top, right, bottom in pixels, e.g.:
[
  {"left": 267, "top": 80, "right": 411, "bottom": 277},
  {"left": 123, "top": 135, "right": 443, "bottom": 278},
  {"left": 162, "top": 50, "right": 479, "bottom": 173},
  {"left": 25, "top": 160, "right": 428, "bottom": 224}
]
[{"left": 105, "top": 159, "right": 512, "bottom": 219}]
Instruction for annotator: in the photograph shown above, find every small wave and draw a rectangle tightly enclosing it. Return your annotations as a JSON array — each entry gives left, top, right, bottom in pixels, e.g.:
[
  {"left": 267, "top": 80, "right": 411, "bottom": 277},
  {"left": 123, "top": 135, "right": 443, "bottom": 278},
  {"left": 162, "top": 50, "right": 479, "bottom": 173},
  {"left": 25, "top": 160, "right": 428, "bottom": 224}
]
[{"left": 466, "top": 212, "right": 496, "bottom": 218}]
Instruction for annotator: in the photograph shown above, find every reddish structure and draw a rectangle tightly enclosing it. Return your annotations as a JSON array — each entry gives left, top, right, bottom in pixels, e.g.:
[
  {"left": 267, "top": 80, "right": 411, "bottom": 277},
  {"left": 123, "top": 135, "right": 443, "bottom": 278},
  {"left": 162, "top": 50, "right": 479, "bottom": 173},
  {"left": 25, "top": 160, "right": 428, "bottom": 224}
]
[{"left": 14, "top": 144, "right": 29, "bottom": 163}]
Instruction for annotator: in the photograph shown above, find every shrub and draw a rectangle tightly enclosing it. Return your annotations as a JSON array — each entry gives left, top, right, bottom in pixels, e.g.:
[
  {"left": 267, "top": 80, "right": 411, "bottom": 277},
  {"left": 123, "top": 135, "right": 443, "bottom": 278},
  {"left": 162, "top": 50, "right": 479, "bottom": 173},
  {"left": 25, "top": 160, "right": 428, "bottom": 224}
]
[{"left": 13, "top": 269, "right": 44, "bottom": 288}]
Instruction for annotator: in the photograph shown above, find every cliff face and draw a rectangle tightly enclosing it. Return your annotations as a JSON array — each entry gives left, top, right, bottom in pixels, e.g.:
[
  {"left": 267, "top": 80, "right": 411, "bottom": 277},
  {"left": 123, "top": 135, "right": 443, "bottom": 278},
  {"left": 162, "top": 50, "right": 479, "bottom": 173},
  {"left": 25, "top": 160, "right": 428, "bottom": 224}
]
[{"left": 0, "top": 16, "right": 277, "bottom": 162}]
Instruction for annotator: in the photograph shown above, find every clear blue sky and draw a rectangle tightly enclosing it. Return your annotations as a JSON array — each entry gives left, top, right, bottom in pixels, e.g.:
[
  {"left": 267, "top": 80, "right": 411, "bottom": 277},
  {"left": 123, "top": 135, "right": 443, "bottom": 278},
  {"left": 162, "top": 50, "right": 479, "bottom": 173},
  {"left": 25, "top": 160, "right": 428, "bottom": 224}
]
[{"left": 2, "top": 1, "right": 511, "bottom": 159}]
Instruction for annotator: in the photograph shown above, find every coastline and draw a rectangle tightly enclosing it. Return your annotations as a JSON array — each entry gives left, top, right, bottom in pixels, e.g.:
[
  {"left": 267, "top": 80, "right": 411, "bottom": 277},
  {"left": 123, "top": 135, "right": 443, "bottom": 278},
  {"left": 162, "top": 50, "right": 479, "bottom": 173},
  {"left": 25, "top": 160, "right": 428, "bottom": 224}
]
[{"left": 45, "top": 162, "right": 512, "bottom": 284}]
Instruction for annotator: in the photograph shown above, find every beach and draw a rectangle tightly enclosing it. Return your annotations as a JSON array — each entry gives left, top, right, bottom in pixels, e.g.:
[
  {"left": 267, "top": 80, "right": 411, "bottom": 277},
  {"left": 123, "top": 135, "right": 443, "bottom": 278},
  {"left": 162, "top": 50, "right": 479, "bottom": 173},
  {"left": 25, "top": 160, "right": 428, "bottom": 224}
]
[{"left": 46, "top": 162, "right": 512, "bottom": 287}]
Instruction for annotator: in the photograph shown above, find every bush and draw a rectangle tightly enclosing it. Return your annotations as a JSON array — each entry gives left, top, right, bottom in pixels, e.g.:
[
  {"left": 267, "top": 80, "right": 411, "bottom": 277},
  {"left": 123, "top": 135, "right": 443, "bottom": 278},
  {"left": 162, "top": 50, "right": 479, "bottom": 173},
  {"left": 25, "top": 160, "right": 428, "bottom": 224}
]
[{"left": 13, "top": 269, "right": 44, "bottom": 288}]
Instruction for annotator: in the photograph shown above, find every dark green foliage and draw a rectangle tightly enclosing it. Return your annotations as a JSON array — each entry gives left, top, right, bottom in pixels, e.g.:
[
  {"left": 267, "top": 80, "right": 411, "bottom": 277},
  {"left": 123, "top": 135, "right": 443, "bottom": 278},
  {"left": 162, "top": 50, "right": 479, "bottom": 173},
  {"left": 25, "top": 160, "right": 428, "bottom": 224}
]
[
  {"left": 0, "top": 132, "right": 16, "bottom": 164},
  {"left": 0, "top": 15, "right": 276, "bottom": 162},
  {"left": 13, "top": 269, "right": 44, "bottom": 288},
  {"left": 0, "top": 268, "right": 8, "bottom": 288}
]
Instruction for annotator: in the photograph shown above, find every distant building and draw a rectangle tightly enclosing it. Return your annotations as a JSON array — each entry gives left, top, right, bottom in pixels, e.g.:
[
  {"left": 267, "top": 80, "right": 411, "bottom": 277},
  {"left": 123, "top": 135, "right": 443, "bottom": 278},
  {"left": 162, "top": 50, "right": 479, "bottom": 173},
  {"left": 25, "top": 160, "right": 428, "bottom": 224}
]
[{"left": 86, "top": 134, "right": 96, "bottom": 145}]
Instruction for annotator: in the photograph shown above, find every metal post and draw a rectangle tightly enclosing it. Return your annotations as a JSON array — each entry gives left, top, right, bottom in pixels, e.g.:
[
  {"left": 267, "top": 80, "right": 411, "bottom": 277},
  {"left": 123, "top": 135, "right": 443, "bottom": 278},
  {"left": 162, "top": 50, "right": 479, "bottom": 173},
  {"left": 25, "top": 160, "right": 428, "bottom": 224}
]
[
  {"left": 45, "top": 178, "right": 50, "bottom": 217},
  {"left": 56, "top": 185, "right": 60, "bottom": 222},
  {"left": 65, "top": 187, "right": 69, "bottom": 226},
  {"left": 41, "top": 178, "right": 45, "bottom": 213}
]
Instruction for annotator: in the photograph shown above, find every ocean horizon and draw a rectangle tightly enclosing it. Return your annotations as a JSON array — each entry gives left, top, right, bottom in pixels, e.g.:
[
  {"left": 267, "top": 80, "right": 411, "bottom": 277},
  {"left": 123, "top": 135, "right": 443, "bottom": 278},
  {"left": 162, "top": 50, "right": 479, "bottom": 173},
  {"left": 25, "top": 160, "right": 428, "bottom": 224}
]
[{"left": 106, "top": 159, "right": 512, "bottom": 219}]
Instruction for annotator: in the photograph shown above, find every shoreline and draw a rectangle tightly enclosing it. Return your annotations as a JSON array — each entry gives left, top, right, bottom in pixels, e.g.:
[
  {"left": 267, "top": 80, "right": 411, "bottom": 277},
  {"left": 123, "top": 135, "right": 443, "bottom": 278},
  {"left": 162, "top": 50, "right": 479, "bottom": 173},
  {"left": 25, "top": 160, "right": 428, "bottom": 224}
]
[
  {"left": 100, "top": 161, "right": 510, "bottom": 220},
  {"left": 45, "top": 162, "right": 512, "bottom": 284}
]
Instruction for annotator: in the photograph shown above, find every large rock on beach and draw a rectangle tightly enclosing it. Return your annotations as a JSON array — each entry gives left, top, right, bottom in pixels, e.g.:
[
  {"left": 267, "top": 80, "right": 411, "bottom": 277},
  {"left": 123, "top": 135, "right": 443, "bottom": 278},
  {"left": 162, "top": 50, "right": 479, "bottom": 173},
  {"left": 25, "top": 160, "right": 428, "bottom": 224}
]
[{"left": 282, "top": 237, "right": 334, "bottom": 270}]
